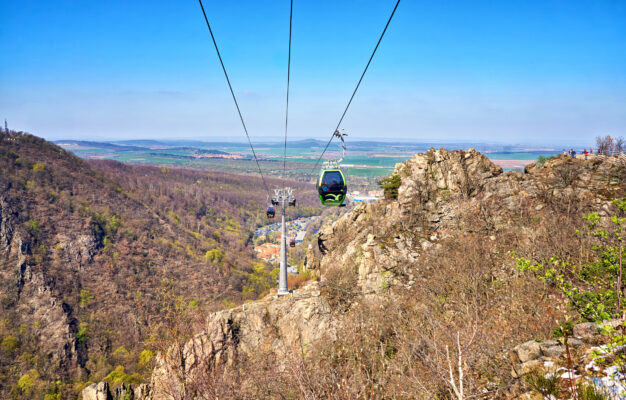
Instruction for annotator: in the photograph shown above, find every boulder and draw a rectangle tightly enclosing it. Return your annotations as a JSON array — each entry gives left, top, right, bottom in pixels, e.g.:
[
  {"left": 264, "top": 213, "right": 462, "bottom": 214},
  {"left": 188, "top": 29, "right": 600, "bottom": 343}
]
[
  {"left": 511, "top": 340, "right": 542, "bottom": 364},
  {"left": 573, "top": 322, "right": 599, "bottom": 340},
  {"left": 82, "top": 382, "right": 112, "bottom": 400}
]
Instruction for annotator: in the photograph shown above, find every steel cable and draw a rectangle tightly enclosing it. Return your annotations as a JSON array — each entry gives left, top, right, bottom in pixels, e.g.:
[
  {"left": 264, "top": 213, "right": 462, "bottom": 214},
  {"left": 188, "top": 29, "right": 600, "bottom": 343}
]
[
  {"left": 282, "top": 0, "right": 293, "bottom": 175},
  {"left": 197, "top": 0, "right": 271, "bottom": 194},
  {"left": 310, "top": 0, "right": 401, "bottom": 173}
]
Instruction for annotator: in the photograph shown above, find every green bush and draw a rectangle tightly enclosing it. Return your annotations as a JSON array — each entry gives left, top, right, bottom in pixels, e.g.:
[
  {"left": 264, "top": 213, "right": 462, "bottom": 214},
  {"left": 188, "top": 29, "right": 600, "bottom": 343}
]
[
  {"left": 76, "top": 322, "right": 88, "bottom": 343},
  {"left": 26, "top": 218, "right": 41, "bottom": 233},
  {"left": 104, "top": 365, "right": 141, "bottom": 385},
  {"left": 524, "top": 370, "right": 561, "bottom": 397},
  {"left": 80, "top": 289, "right": 94, "bottom": 307},
  {"left": 17, "top": 369, "right": 39, "bottom": 393},
  {"left": 1, "top": 335, "right": 19, "bottom": 354},
  {"left": 138, "top": 349, "right": 155, "bottom": 366},
  {"left": 112, "top": 346, "right": 130, "bottom": 357},
  {"left": 577, "top": 383, "right": 610, "bottom": 400},
  {"left": 516, "top": 198, "right": 626, "bottom": 322},
  {"left": 205, "top": 247, "right": 223, "bottom": 262},
  {"left": 32, "top": 162, "right": 45, "bottom": 172},
  {"left": 377, "top": 174, "right": 401, "bottom": 200}
]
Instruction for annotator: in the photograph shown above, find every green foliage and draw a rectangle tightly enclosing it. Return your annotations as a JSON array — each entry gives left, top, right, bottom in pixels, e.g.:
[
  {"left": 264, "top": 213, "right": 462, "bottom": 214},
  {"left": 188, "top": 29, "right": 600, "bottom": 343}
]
[
  {"left": 377, "top": 174, "right": 401, "bottom": 200},
  {"left": 205, "top": 247, "right": 223, "bottom": 262},
  {"left": 76, "top": 322, "right": 88, "bottom": 343},
  {"left": 1, "top": 335, "right": 19, "bottom": 354},
  {"left": 112, "top": 346, "right": 130, "bottom": 357},
  {"left": 26, "top": 218, "right": 41, "bottom": 233},
  {"left": 167, "top": 211, "right": 180, "bottom": 224},
  {"left": 80, "top": 289, "right": 93, "bottom": 308},
  {"left": 138, "top": 349, "right": 155, "bottom": 366},
  {"left": 517, "top": 198, "right": 626, "bottom": 398},
  {"left": 241, "top": 262, "right": 274, "bottom": 296},
  {"left": 536, "top": 155, "right": 550, "bottom": 165},
  {"left": 104, "top": 365, "right": 141, "bottom": 385},
  {"left": 589, "top": 322, "right": 626, "bottom": 370},
  {"left": 17, "top": 369, "right": 39, "bottom": 393},
  {"left": 94, "top": 212, "right": 122, "bottom": 236},
  {"left": 25, "top": 180, "right": 37, "bottom": 191},
  {"left": 551, "top": 319, "right": 574, "bottom": 339},
  {"left": 43, "top": 380, "right": 64, "bottom": 400},
  {"left": 525, "top": 370, "right": 561, "bottom": 397},
  {"left": 515, "top": 198, "right": 626, "bottom": 322},
  {"left": 536, "top": 155, "right": 558, "bottom": 165},
  {"left": 32, "top": 162, "right": 45, "bottom": 172},
  {"left": 577, "top": 383, "right": 611, "bottom": 400}
]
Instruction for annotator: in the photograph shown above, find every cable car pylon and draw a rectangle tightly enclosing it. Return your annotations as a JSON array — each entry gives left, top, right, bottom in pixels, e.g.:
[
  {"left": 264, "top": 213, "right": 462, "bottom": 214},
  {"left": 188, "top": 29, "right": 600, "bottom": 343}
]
[{"left": 273, "top": 187, "right": 296, "bottom": 296}]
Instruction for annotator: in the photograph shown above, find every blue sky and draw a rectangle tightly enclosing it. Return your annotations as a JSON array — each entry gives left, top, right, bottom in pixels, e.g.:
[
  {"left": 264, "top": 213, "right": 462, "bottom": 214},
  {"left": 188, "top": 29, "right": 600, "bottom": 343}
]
[{"left": 1, "top": 0, "right": 624, "bottom": 145}]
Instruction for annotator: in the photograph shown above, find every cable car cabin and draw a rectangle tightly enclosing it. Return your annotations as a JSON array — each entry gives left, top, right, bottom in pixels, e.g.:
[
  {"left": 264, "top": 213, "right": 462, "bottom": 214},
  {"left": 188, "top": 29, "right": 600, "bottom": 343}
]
[
  {"left": 317, "top": 168, "right": 347, "bottom": 206},
  {"left": 266, "top": 206, "right": 275, "bottom": 219},
  {"left": 289, "top": 238, "right": 296, "bottom": 247}
]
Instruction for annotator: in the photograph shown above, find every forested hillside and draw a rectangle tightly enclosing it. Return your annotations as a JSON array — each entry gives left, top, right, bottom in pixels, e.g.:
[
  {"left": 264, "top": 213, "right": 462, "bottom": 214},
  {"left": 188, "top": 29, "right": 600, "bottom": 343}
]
[{"left": 0, "top": 131, "right": 320, "bottom": 399}]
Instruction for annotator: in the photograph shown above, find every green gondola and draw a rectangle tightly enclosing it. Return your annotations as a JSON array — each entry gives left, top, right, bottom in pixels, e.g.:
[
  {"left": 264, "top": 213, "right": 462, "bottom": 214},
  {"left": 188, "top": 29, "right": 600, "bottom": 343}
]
[
  {"left": 316, "top": 130, "right": 348, "bottom": 207},
  {"left": 317, "top": 167, "right": 347, "bottom": 206}
]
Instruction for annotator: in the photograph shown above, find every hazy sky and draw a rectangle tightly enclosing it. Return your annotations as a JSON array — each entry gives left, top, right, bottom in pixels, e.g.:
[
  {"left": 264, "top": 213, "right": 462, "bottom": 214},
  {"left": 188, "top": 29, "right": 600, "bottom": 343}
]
[{"left": 1, "top": 0, "right": 625, "bottom": 145}]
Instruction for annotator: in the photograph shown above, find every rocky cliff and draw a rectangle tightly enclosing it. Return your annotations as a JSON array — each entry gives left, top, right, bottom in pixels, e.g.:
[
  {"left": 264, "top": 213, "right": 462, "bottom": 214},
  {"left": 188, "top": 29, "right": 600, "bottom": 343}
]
[
  {"left": 1, "top": 131, "right": 315, "bottom": 399},
  {"left": 117, "top": 149, "right": 625, "bottom": 399}
]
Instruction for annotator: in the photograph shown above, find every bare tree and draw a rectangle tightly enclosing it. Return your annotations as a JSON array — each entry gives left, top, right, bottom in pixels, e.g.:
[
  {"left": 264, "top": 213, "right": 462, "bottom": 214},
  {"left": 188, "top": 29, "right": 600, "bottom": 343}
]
[{"left": 596, "top": 135, "right": 625, "bottom": 155}]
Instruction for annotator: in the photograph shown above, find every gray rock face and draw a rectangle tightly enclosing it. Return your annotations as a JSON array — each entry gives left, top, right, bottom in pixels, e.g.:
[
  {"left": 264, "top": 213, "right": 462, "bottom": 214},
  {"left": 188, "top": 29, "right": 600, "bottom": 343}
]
[
  {"left": 396, "top": 148, "right": 502, "bottom": 207},
  {"left": 82, "top": 382, "right": 113, "bottom": 400},
  {"left": 0, "top": 197, "right": 16, "bottom": 250},
  {"left": 150, "top": 281, "right": 332, "bottom": 399}
]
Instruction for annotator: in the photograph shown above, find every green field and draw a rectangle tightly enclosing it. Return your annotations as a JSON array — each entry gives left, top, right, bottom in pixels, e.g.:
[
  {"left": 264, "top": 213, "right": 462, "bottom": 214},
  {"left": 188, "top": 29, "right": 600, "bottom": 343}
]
[{"left": 58, "top": 139, "right": 559, "bottom": 182}]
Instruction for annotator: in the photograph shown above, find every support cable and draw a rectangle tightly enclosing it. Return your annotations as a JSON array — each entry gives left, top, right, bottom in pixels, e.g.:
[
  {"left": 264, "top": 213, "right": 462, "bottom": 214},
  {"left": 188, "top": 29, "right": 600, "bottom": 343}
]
[
  {"left": 282, "top": 0, "right": 293, "bottom": 175},
  {"left": 310, "top": 0, "right": 401, "bottom": 173},
  {"left": 197, "top": 0, "right": 271, "bottom": 194}
]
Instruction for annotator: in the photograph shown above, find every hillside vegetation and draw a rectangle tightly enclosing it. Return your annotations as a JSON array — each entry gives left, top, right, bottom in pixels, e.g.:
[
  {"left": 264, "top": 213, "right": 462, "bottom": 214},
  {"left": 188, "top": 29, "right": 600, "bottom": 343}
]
[
  {"left": 0, "top": 131, "right": 320, "bottom": 399},
  {"left": 138, "top": 149, "right": 626, "bottom": 400}
]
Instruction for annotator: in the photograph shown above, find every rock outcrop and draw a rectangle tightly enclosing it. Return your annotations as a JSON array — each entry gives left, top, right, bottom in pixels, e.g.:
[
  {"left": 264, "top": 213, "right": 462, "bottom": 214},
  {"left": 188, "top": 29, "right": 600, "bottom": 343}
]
[
  {"left": 92, "top": 150, "right": 626, "bottom": 399},
  {"left": 150, "top": 281, "right": 331, "bottom": 399}
]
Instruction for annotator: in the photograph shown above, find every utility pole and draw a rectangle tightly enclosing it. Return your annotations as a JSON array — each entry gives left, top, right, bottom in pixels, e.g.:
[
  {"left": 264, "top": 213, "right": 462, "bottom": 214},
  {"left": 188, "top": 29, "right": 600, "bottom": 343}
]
[{"left": 273, "top": 187, "right": 296, "bottom": 296}]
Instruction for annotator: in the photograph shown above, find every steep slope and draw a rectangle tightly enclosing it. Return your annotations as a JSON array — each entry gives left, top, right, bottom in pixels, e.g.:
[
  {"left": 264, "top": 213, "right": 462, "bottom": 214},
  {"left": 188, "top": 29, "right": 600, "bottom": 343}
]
[
  {"left": 136, "top": 149, "right": 626, "bottom": 399},
  {"left": 0, "top": 131, "right": 318, "bottom": 399}
]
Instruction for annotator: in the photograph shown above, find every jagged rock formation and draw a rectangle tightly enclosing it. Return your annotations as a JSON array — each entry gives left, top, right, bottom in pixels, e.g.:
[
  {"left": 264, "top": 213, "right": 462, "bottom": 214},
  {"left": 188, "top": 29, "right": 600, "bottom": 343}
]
[
  {"left": 150, "top": 281, "right": 331, "bottom": 398},
  {"left": 90, "top": 149, "right": 626, "bottom": 399}
]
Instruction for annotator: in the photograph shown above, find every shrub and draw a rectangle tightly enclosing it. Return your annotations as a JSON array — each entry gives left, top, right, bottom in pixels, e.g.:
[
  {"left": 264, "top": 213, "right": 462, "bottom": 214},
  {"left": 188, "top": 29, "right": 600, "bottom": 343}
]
[
  {"left": 205, "top": 247, "right": 223, "bottom": 262},
  {"left": 1, "top": 335, "right": 19, "bottom": 354},
  {"left": 377, "top": 174, "right": 401, "bottom": 200},
  {"left": 32, "top": 162, "right": 45, "bottom": 172},
  {"left": 113, "top": 346, "right": 130, "bottom": 357},
  {"left": 525, "top": 370, "right": 561, "bottom": 397},
  {"left": 321, "top": 265, "right": 358, "bottom": 312},
  {"left": 577, "top": 382, "right": 611, "bottom": 400},
  {"left": 516, "top": 198, "right": 626, "bottom": 322},
  {"left": 80, "top": 289, "right": 93, "bottom": 308},
  {"left": 138, "top": 349, "right": 155, "bottom": 366},
  {"left": 26, "top": 218, "right": 41, "bottom": 233},
  {"left": 104, "top": 365, "right": 141, "bottom": 385},
  {"left": 76, "top": 322, "right": 88, "bottom": 343},
  {"left": 17, "top": 369, "right": 39, "bottom": 393}
]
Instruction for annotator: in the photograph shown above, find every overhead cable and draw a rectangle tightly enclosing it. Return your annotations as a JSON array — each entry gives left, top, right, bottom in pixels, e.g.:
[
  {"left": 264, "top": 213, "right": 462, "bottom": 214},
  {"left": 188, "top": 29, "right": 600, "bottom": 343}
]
[
  {"left": 197, "top": 0, "right": 271, "bottom": 194},
  {"left": 311, "top": 0, "right": 401, "bottom": 173},
  {"left": 282, "top": 0, "right": 293, "bottom": 175}
]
